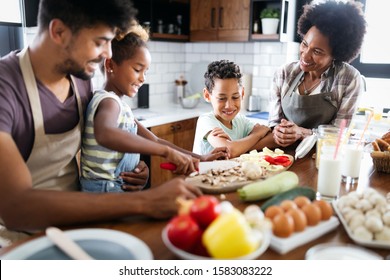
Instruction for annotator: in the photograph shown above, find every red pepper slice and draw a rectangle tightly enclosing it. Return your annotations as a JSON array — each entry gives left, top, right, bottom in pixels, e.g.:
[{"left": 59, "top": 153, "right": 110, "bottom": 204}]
[{"left": 263, "top": 155, "right": 291, "bottom": 167}]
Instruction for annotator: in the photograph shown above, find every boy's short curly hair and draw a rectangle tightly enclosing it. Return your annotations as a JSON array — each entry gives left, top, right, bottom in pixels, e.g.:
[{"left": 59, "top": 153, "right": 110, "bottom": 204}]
[
  {"left": 297, "top": 1, "right": 366, "bottom": 63},
  {"left": 204, "top": 60, "right": 242, "bottom": 92}
]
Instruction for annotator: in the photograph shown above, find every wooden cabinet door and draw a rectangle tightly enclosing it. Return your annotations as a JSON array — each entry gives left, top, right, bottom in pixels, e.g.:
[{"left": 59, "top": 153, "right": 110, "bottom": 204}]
[
  {"left": 149, "top": 118, "right": 197, "bottom": 187},
  {"left": 190, "top": 0, "right": 219, "bottom": 41},
  {"left": 190, "top": 0, "right": 250, "bottom": 42},
  {"left": 217, "top": 0, "right": 250, "bottom": 42}
]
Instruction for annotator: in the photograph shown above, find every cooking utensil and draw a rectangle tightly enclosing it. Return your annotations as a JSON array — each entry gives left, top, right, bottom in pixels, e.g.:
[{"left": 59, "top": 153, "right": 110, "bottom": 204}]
[
  {"left": 45, "top": 227, "right": 94, "bottom": 260},
  {"left": 160, "top": 160, "right": 239, "bottom": 174}
]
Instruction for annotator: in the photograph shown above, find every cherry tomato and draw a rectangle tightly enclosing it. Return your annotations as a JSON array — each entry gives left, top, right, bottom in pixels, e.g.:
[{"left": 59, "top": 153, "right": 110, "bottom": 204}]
[
  {"left": 167, "top": 215, "right": 202, "bottom": 252},
  {"left": 190, "top": 195, "right": 221, "bottom": 229}
]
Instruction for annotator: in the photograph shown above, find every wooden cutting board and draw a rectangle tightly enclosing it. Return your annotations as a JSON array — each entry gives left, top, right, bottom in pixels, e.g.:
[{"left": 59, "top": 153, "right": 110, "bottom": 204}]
[{"left": 185, "top": 154, "right": 294, "bottom": 194}]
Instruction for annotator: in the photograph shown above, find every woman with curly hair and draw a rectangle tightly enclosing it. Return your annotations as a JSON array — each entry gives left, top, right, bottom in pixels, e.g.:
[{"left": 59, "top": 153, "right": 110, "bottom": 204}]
[{"left": 269, "top": 0, "right": 367, "bottom": 147}]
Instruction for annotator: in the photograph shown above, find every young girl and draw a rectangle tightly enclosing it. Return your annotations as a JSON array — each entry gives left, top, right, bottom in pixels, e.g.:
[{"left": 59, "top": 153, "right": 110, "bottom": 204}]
[
  {"left": 80, "top": 24, "right": 227, "bottom": 193},
  {"left": 193, "top": 60, "right": 275, "bottom": 158}
]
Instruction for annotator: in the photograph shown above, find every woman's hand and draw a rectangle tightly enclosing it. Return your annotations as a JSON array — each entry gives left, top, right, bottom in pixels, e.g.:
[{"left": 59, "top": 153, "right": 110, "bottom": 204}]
[
  {"left": 120, "top": 161, "right": 149, "bottom": 191},
  {"left": 272, "top": 119, "right": 303, "bottom": 147}
]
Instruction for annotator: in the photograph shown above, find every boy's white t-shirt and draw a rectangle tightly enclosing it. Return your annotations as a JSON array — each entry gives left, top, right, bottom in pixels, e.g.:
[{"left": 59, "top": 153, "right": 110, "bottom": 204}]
[{"left": 193, "top": 111, "right": 256, "bottom": 155}]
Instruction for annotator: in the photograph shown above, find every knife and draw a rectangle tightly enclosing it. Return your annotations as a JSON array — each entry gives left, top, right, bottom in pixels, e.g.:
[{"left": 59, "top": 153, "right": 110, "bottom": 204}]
[{"left": 160, "top": 160, "right": 239, "bottom": 174}]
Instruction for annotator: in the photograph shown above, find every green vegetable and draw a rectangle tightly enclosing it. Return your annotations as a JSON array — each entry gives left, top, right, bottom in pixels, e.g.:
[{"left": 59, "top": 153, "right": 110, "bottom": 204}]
[
  {"left": 238, "top": 171, "right": 299, "bottom": 201},
  {"left": 260, "top": 187, "right": 316, "bottom": 212}
]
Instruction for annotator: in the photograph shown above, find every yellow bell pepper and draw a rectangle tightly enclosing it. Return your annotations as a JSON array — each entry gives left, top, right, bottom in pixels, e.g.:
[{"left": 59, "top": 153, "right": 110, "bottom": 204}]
[{"left": 202, "top": 209, "right": 260, "bottom": 259}]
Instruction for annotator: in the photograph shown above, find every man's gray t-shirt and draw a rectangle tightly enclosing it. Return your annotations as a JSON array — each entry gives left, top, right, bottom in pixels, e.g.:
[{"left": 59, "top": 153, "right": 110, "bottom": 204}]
[{"left": 0, "top": 50, "right": 93, "bottom": 160}]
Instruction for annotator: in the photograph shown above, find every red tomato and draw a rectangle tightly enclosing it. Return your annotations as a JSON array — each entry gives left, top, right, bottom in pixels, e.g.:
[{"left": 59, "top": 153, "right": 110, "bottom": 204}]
[
  {"left": 190, "top": 195, "right": 221, "bottom": 229},
  {"left": 167, "top": 215, "right": 202, "bottom": 252}
]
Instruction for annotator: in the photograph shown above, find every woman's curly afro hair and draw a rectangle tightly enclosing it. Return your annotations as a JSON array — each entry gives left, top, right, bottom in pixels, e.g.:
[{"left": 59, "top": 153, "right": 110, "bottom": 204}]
[{"left": 297, "top": 1, "right": 366, "bottom": 63}]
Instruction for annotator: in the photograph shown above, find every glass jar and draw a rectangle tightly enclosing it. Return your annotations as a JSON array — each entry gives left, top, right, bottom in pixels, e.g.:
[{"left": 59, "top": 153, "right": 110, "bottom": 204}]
[{"left": 315, "top": 125, "right": 344, "bottom": 169}]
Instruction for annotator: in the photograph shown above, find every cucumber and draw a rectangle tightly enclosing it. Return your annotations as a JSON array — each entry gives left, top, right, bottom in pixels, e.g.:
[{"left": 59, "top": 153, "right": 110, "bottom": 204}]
[
  {"left": 238, "top": 171, "right": 299, "bottom": 202},
  {"left": 260, "top": 186, "right": 316, "bottom": 212}
]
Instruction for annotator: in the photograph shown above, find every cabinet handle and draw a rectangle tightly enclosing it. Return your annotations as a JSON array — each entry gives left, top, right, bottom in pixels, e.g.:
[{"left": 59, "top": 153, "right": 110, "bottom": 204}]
[
  {"left": 170, "top": 125, "right": 176, "bottom": 132},
  {"left": 219, "top": 7, "right": 223, "bottom": 28},
  {"left": 211, "top": 8, "right": 216, "bottom": 28},
  {"left": 176, "top": 124, "right": 182, "bottom": 131}
]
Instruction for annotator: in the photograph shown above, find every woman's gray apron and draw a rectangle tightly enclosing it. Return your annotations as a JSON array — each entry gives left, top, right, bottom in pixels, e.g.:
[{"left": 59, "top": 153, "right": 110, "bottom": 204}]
[
  {"left": 281, "top": 71, "right": 338, "bottom": 128},
  {"left": 0, "top": 47, "right": 83, "bottom": 246}
]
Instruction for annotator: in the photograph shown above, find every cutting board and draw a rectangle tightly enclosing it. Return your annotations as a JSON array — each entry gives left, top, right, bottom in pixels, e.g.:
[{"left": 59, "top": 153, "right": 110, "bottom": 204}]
[{"left": 185, "top": 154, "right": 294, "bottom": 194}]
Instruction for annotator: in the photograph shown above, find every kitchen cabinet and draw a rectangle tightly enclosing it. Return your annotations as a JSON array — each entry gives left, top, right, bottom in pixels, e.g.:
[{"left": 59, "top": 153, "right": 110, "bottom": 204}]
[
  {"left": 250, "top": 0, "right": 309, "bottom": 42},
  {"left": 149, "top": 117, "right": 197, "bottom": 187},
  {"left": 132, "top": 0, "right": 190, "bottom": 42},
  {"left": 190, "top": 0, "right": 250, "bottom": 42}
]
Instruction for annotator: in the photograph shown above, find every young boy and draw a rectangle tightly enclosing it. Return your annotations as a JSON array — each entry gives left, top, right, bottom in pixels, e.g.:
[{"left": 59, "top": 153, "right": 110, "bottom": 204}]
[{"left": 193, "top": 60, "right": 273, "bottom": 158}]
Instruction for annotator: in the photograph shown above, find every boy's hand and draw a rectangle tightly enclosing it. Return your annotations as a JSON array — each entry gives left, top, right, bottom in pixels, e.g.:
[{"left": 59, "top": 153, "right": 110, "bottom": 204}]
[
  {"left": 210, "top": 127, "right": 231, "bottom": 140},
  {"left": 200, "top": 146, "right": 230, "bottom": 161},
  {"left": 251, "top": 124, "right": 272, "bottom": 138}
]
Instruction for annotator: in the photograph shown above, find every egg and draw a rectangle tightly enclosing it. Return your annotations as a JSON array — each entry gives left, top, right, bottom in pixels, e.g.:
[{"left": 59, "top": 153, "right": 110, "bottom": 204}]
[
  {"left": 264, "top": 205, "right": 284, "bottom": 220},
  {"left": 280, "top": 200, "right": 298, "bottom": 212},
  {"left": 272, "top": 213, "right": 294, "bottom": 238},
  {"left": 287, "top": 208, "right": 307, "bottom": 232},
  {"left": 302, "top": 203, "right": 321, "bottom": 226},
  {"left": 313, "top": 200, "right": 333, "bottom": 221},
  {"left": 293, "top": 196, "right": 311, "bottom": 208}
]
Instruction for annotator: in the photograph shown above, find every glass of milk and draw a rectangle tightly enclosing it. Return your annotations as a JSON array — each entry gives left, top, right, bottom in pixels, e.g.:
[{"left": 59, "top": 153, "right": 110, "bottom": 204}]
[
  {"left": 317, "top": 146, "right": 342, "bottom": 201},
  {"left": 341, "top": 140, "right": 363, "bottom": 184}
]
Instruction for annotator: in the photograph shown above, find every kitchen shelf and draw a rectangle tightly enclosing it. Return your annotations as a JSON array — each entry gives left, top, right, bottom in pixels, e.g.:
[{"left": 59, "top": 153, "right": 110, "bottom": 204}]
[
  {"left": 251, "top": 33, "right": 279, "bottom": 41},
  {"left": 151, "top": 33, "right": 189, "bottom": 42}
]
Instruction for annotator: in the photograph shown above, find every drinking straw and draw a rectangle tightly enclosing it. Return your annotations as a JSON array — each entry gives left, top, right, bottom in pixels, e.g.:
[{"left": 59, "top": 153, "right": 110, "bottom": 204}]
[
  {"left": 357, "top": 111, "right": 373, "bottom": 147},
  {"left": 342, "top": 121, "right": 355, "bottom": 146},
  {"left": 333, "top": 119, "right": 347, "bottom": 160}
]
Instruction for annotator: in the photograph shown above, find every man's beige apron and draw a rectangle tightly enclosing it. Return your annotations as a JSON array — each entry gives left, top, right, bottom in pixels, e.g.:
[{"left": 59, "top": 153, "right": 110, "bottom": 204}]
[{"left": 0, "top": 47, "right": 83, "bottom": 246}]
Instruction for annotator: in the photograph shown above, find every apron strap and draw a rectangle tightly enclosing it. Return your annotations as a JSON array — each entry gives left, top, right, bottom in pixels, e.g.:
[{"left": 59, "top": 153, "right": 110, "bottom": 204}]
[
  {"left": 283, "top": 71, "right": 304, "bottom": 99},
  {"left": 17, "top": 48, "right": 46, "bottom": 139}
]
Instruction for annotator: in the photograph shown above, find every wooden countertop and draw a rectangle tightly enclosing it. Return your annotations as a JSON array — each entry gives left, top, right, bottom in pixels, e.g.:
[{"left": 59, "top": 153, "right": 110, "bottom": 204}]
[{"left": 1, "top": 149, "right": 389, "bottom": 260}]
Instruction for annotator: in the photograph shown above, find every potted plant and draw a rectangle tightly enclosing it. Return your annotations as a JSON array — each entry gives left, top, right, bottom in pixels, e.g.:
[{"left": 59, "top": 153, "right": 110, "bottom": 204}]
[{"left": 260, "top": 8, "right": 280, "bottom": 35}]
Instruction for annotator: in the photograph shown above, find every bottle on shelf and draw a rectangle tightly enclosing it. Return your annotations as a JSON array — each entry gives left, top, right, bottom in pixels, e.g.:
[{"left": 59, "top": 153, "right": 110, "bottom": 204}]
[
  {"left": 253, "top": 20, "right": 259, "bottom": 34},
  {"left": 176, "top": 15, "right": 182, "bottom": 35},
  {"left": 157, "top": 19, "right": 164, "bottom": 33}
]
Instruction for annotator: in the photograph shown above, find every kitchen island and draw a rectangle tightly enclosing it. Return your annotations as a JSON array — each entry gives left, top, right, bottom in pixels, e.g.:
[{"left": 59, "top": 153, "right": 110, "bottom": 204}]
[{"left": 1, "top": 149, "right": 389, "bottom": 260}]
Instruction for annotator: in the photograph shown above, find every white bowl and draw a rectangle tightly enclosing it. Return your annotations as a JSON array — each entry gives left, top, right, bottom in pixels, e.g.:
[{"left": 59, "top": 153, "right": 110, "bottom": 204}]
[
  {"left": 179, "top": 96, "right": 200, "bottom": 109},
  {"left": 1, "top": 228, "right": 153, "bottom": 260},
  {"left": 161, "top": 226, "right": 271, "bottom": 260}
]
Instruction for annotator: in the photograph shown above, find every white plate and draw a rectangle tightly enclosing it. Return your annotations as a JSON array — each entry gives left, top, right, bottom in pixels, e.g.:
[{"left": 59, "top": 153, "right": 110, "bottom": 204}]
[
  {"left": 305, "top": 243, "right": 383, "bottom": 260},
  {"left": 161, "top": 226, "right": 271, "bottom": 260},
  {"left": 332, "top": 200, "right": 390, "bottom": 249},
  {"left": 270, "top": 216, "right": 340, "bottom": 254},
  {"left": 1, "top": 228, "right": 153, "bottom": 260}
]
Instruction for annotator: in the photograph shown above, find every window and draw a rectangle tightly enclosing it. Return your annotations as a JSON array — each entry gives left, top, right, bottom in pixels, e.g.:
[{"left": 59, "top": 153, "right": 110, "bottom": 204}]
[
  {"left": 0, "top": 0, "right": 22, "bottom": 25},
  {"left": 350, "top": 0, "right": 390, "bottom": 78}
]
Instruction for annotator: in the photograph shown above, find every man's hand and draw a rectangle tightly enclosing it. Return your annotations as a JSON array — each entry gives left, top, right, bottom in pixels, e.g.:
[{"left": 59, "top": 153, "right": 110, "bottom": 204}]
[{"left": 144, "top": 177, "right": 202, "bottom": 219}]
